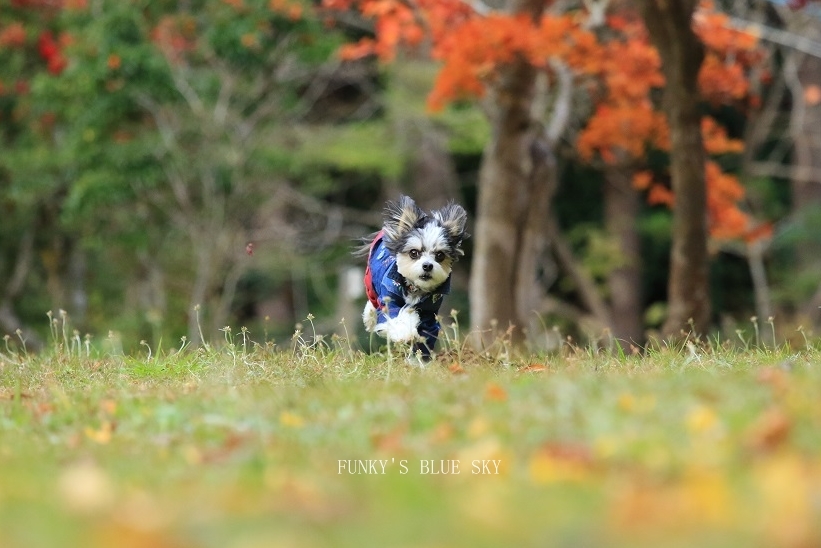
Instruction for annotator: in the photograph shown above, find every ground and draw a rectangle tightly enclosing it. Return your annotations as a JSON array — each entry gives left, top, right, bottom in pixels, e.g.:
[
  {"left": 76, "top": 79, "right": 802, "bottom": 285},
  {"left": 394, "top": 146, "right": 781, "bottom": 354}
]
[{"left": 1, "top": 328, "right": 820, "bottom": 548}]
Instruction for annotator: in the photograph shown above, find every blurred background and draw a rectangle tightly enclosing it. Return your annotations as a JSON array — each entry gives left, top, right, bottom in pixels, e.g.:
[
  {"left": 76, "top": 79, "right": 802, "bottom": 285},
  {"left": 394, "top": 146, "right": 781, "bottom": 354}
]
[{"left": 1, "top": 0, "right": 821, "bottom": 352}]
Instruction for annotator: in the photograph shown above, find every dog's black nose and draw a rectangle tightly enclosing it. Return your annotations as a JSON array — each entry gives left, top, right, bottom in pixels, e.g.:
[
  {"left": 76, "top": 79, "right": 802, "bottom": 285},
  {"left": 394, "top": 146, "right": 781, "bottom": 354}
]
[{"left": 422, "top": 262, "right": 433, "bottom": 272}]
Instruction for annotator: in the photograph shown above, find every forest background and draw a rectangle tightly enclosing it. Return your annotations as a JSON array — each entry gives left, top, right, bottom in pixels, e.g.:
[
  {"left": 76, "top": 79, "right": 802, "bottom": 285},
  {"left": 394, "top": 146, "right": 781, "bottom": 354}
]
[{"left": 2, "top": 0, "right": 821, "bottom": 353}]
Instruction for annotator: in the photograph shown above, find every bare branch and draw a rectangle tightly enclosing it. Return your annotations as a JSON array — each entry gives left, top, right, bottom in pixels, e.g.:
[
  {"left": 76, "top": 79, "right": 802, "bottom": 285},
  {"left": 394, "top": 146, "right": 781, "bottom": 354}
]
[
  {"left": 168, "top": 66, "right": 207, "bottom": 116},
  {"left": 546, "top": 217, "right": 613, "bottom": 328},
  {"left": 214, "top": 70, "right": 236, "bottom": 127},
  {"left": 545, "top": 58, "right": 574, "bottom": 145},
  {"left": 726, "top": 15, "right": 821, "bottom": 59},
  {"left": 582, "top": 0, "right": 609, "bottom": 28}
]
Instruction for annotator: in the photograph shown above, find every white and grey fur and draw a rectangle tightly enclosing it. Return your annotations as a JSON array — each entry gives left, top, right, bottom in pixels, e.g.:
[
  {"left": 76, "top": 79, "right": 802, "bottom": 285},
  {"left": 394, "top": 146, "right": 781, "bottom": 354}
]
[
  {"left": 382, "top": 195, "right": 467, "bottom": 293},
  {"left": 361, "top": 195, "right": 468, "bottom": 345}
]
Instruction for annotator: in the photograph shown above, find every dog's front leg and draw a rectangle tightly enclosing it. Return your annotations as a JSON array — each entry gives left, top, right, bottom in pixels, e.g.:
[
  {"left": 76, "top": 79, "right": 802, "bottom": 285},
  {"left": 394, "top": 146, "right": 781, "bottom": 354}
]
[{"left": 379, "top": 306, "right": 421, "bottom": 343}]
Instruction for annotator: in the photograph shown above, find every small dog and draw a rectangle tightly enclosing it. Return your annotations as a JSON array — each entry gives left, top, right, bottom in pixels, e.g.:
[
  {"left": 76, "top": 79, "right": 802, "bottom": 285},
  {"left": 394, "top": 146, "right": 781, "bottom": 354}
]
[{"left": 360, "top": 195, "right": 468, "bottom": 359}]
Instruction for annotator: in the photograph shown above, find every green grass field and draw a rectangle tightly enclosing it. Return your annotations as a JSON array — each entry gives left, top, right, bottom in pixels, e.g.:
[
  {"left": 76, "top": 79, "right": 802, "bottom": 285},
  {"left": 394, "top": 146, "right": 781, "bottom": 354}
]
[{"left": 2, "top": 324, "right": 821, "bottom": 548}]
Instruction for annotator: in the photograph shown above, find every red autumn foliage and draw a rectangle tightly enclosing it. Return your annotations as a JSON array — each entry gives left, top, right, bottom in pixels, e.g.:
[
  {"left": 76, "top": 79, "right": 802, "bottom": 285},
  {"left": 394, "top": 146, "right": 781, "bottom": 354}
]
[
  {"left": 151, "top": 15, "right": 198, "bottom": 64},
  {"left": 326, "top": 0, "right": 767, "bottom": 242},
  {"left": 37, "top": 30, "right": 67, "bottom": 74},
  {"left": 577, "top": 3, "right": 767, "bottom": 242},
  {"left": 0, "top": 23, "right": 27, "bottom": 48}
]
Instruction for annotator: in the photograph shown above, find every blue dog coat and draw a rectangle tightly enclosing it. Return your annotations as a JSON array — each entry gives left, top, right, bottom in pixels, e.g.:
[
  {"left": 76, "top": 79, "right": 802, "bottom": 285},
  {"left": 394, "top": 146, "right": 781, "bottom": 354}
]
[{"left": 364, "top": 231, "right": 450, "bottom": 356}]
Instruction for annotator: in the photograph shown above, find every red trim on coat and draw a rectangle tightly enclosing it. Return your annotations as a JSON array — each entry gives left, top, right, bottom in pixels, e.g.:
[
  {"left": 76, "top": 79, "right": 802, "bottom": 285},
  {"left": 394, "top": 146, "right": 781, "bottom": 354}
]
[{"left": 363, "top": 230, "right": 384, "bottom": 310}]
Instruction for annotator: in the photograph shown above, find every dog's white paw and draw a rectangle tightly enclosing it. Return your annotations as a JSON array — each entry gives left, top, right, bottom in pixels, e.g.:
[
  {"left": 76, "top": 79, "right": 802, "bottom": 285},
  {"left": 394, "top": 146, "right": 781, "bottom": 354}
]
[
  {"left": 406, "top": 351, "right": 430, "bottom": 368},
  {"left": 362, "top": 301, "right": 378, "bottom": 333},
  {"left": 376, "top": 307, "right": 420, "bottom": 343}
]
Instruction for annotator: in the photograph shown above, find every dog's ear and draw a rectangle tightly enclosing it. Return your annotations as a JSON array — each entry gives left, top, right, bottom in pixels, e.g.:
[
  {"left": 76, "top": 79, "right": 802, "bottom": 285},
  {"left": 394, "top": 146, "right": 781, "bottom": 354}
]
[
  {"left": 433, "top": 203, "right": 468, "bottom": 244},
  {"left": 383, "top": 195, "right": 425, "bottom": 243}
]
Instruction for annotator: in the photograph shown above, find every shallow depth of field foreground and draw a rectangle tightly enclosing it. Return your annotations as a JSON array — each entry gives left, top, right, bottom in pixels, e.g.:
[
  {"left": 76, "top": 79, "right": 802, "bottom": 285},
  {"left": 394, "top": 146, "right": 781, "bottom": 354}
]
[{"left": 2, "top": 331, "right": 821, "bottom": 548}]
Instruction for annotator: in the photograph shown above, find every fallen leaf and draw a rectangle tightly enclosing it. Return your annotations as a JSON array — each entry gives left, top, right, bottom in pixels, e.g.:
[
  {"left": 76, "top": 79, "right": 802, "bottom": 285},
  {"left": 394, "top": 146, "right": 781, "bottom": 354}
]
[
  {"left": 429, "top": 422, "right": 454, "bottom": 444},
  {"left": 519, "top": 363, "right": 547, "bottom": 373},
  {"left": 529, "top": 442, "right": 594, "bottom": 484},
  {"left": 745, "top": 406, "right": 791, "bottom": 453},
  {"left": 449, "top": 362, "right": 466, "bottom": 374},
  {"left": 484, "top": 383, "right": 507, "bottom": 402},
  {"left": 756, "top": 367, "right": 789, "bottom": 394},
  {"left": 280, "top": 411, "right": 304, "bottom": 428},
  {"left": 753, "top": 454, "right": 815, "bottom": 547},
  {"left": 85, "top": 421, "right": 115, "bottom": 444},
  {"left": 59, "top": 460, "right": 114, "bottom": 514},
  {"left": 371, "top": 423, "right": 406, "bottom": 454},
  {"left": 467, "top": 416, "right": 490, "bottom": 438},
  {"left": 610, "top": 469, "right": 732, "bottom": 532},
  {"left": 685, "top": 405, "right": 719, "bottom": 435},
  {"left": 100, "top": 399, "right": 117, "bottom": 415},
  {"left": 199, "top": 432, "right": 249, "bottom": 464}
]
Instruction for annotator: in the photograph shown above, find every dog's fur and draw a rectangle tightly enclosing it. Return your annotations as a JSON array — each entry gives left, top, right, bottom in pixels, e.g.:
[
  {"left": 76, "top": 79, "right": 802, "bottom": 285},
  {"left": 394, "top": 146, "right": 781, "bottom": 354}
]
[{"left": 360, "top": 195, "right": 468, "bottom": 359}]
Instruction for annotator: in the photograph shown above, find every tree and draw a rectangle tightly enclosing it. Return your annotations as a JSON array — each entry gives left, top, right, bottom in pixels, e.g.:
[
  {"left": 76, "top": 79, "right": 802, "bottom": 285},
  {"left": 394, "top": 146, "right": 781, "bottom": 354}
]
[
  {"left": 578, "top": 6, "right": 766, "bottom": 339},
  {"left": 326, "top": 0, "right": 764, "bottom": 346},
  {"left": 2, "top": 0, "right": 365, "bottom": 345},
  {"left": 326, "top": 0, "right": 603, "bottom": 346},
  {"left": 0, "top": 0, "right": 80, "bottom": 347},
  {"left": 639, "top": 0, "right": 710, "bottom": 336}
]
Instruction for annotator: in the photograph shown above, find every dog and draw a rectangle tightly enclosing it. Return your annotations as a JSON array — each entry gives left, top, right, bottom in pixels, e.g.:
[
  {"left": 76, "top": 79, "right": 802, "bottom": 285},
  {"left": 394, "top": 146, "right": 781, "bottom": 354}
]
[{"left": 360, "top": 195, "right": 468, "bottom": 360}]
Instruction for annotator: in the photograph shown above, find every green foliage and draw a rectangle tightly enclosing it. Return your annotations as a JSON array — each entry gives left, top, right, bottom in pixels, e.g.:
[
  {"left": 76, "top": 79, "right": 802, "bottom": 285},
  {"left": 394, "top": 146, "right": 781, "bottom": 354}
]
[
  {"left": 567, "top": 224, "right": 628, "bottom": 291},
  {"left": 0, "top": 0, "right": 371, "bottom": 343},
  {"left": 291, "top": 122, "right": 406, "bottom": 179},
  {"left": 436, "top": 104, "right": 490, "bottom": 156}
]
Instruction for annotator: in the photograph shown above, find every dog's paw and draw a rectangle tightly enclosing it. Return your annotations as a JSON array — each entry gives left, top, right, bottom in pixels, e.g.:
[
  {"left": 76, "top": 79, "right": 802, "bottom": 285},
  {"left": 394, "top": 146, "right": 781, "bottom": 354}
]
[
  {"left": 406, "top": 351, "right": 432, "bottom": 368},
  {"left": 362, "top": 301, "right": 378, "bottom": 332},
  {"left": 378, "top": 307, "right": 421, "bottom": 343}
]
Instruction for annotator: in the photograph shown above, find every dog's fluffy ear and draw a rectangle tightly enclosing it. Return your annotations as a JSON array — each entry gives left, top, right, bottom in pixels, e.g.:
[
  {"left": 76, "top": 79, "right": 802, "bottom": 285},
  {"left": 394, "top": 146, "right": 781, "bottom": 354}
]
[
  {"left": 433, "top": 203, "right": 468, "bottom": 245},
  {"left": 383, "top": 195, "right": 425, "bottom": 245}
]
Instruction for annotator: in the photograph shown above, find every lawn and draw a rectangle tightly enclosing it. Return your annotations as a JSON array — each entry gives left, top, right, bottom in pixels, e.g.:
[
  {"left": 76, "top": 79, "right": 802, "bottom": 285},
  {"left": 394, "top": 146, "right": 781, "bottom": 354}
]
[{"left": 1, "top": 325, "right": 820, "bottom": 548}]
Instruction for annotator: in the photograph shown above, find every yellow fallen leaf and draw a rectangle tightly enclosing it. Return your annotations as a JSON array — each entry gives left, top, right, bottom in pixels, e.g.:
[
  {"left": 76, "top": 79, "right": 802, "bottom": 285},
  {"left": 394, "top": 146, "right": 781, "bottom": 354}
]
[
  {"left": 466, "top": 416, "right": 490, "bottom": 439},
  {"left": 280, "top": 411, "right": 304, "bottom": 428},
  {"left": 84, "top": 421, "right": 114, "bottom": 445},
  {"left": 59, "top": 460, "right": 114, "bottom": 514},
  {"left": 528, "top": 443, "right": 593, "bottom": 484},
  {"left": 753, "top": 454, "right": 815, "bottom": 547},
  {"left": 685, "top": 405, "right": 719, "bottom": 435}
]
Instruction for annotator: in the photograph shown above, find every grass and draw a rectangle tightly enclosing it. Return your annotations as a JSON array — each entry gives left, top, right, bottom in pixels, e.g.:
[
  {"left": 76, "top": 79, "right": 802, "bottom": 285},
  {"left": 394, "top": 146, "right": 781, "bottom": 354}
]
[{"left": 2, "top": 321, "right": 821, "bottom": 548}]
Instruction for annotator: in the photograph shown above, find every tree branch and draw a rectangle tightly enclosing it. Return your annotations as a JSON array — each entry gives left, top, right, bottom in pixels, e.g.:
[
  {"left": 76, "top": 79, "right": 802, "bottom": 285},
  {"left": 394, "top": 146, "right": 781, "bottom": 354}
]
[{"left": 546, "top": 217, "right": 613, "bottom": 328}]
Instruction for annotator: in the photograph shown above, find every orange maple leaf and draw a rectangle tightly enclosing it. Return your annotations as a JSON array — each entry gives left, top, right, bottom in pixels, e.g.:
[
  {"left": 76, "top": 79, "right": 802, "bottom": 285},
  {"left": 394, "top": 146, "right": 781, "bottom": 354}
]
[
  {"left": 632, "top": 171, "right": 654, "bottom": 190},
  {"left": 485, "top": 382, "right": 507, "bottom": 402}
]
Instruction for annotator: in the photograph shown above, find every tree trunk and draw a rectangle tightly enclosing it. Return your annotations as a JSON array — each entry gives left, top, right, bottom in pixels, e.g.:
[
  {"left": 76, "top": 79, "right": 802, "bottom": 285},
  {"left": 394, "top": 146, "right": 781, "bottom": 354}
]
[
  {"left": 0, "top": 226, "right": 43, "bottom": 349},
  {"left": 640, "top": 0, "right": 710, "bottom": 337},
  {"left": 470, "top": 0, "right": 573, "bottom": 349},
  {"left": 603, "top": 168, "right": 643, "bottom": 344},
  {"left": 469, "top": 50, "right": 546, "bottom": 347},
  {"left": 785, "top": 34, "right": 821, "bottom": 324}
]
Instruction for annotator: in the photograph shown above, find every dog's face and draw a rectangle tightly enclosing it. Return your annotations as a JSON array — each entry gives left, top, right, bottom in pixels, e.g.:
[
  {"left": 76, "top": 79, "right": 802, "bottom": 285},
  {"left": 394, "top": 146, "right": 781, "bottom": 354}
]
[{"left": 382, "top": 195, "right": 468, "bottom": 293}]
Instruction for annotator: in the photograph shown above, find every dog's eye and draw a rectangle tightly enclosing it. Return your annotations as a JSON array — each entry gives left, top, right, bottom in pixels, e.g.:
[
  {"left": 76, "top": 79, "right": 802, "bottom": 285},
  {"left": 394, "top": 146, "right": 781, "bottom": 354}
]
[
  {"left": 434, "top": 251, "right": 446, "bottom": 262},
  {"left": 409, "top": 249, "right": 420, "bottom": 260}
]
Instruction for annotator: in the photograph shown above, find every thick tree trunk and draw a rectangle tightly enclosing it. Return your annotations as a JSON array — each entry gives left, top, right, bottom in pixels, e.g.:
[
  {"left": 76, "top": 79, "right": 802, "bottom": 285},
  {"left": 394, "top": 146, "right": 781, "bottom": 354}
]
[
  {"left": 603, "top": 168, "right": 643, "bottom": 344},
  {"left": 470, "top": 0, "right": 568, "bottom": 349},
  {"left": 640, "top": 0, "right": 709, "bottom": 337},
  {"left": 469, "top": 63, "right": 557, "bottom": 348}
]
